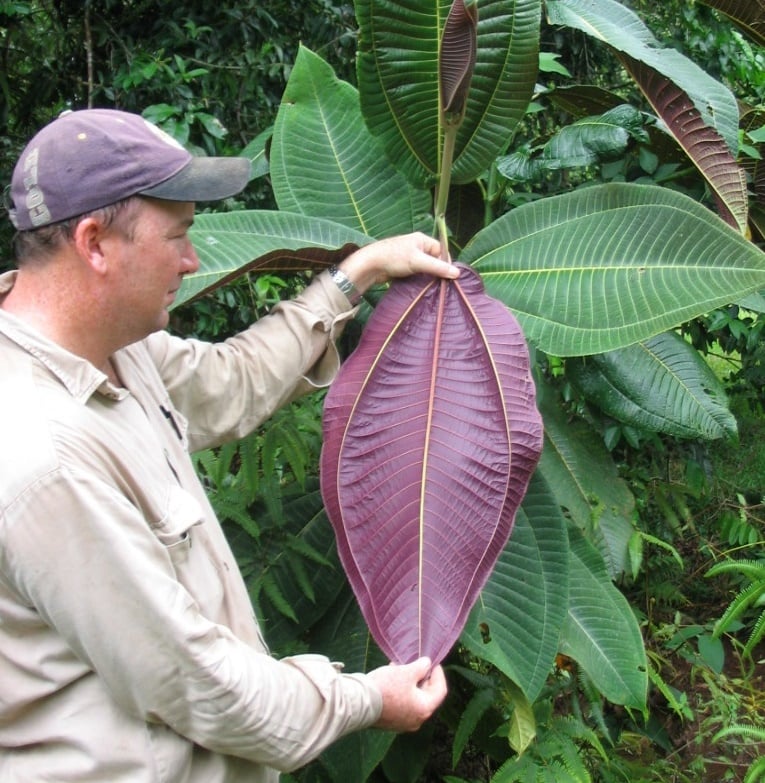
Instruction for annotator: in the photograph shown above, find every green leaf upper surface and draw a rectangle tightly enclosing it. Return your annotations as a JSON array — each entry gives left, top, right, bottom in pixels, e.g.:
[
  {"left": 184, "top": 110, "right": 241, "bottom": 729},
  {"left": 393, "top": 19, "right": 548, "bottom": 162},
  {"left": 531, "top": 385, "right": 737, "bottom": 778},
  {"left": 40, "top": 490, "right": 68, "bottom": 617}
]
[
  {"left": 560, "top": 530, "right": 647, "bottom": 710},
  {"left": 567, "top": 331, "right": 738, "bottom": 441},
  {"left": 461, "top": 183, "right": 765, "bottom": 356},
  {"left": 461, "top": 471, "right": 569, "bottom": 703},
  {"left": 180, "top": 211, "right": 370, "bottom": 307},
  {"left": 356, "top": 0, "right": 541, "bottom": 186},
  {"left": 271, "top": 46, "right": 431, "bottom": 238},
  {"left": 497, "top": 104, "right": 647, "bottom": 181}
]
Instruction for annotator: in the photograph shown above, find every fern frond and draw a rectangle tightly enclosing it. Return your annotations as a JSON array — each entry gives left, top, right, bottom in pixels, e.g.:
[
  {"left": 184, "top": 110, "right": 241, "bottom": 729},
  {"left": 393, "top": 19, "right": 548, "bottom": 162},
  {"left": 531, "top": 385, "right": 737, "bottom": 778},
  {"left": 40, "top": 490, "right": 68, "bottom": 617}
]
[
  {"left": 647, "top": 662, "right": 694, "bottom": 720},
  {"left": 550, "top": 714, "right": 607, "bottom": 758},
  {"left": 491, "top": 752, "right": 539, "bottom": 783},
  {"left": 744, "top": 756, "right": 765, "bottom": 783},
  {"left": 259, "top": 571, "right": 298, "bottom": 622},
  {"left": 213, "top": 498, "right": 261, "bottom": 539},
  {"left": 541, "top": 759, "right": 587, "bottom": 783},
  {"left": 745, "top": 609, "right": 765, "bottom": 657},
  {"left": 546, "top": 717, "right": 599, "bottom": 777},
  {"left": 236, "top": 432, "right": 262, "bottom": 504},
  {"left": 273, "top": 419, "right": 309, "bottom": 487},
  {"left": 285, "top": 534, "right": 332, "bottom": 566},
  {"left": 452, "top": 687, "right": 496, "bottom": 768},
  {"left": 714, "top": 723, "right": 765, "bottom": 744},
  {"left": 577, "top": 670, "right": 612, "bottom": 746},
  {"left": 451, "top": 664, "right": 498, "bottom": 691},
  {"left": 286, "top": 552, "right": 315, "bottom": 603},
  {"left": 714, "top": 581, "right": 765, "bottom": 637},
  {"left": 707, "top": 559, "right": 765, "bottom": 582}
]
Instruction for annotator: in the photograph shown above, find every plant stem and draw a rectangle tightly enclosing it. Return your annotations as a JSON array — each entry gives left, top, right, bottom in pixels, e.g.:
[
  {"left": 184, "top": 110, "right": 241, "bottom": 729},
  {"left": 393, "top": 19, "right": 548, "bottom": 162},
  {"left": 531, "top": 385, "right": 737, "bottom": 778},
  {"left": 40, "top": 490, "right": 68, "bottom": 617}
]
[{"left": 434, "top": 121, "right": 459, "bottom": 261}]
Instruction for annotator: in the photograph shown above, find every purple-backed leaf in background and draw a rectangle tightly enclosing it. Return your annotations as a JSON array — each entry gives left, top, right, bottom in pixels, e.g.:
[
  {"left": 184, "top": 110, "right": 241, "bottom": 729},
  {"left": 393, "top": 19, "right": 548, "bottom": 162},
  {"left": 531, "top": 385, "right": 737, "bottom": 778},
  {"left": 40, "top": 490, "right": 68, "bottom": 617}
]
[{"left": 320, "top": 264, "right": 543, "bottom": 665}]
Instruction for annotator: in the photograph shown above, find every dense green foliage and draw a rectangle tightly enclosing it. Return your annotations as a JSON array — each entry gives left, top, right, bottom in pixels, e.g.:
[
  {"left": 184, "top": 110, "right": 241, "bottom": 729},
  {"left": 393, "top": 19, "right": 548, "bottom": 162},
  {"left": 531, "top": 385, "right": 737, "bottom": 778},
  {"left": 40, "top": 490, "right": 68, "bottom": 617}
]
[{"left": 2, "top": 1, "right": 765, "bottom": 781}]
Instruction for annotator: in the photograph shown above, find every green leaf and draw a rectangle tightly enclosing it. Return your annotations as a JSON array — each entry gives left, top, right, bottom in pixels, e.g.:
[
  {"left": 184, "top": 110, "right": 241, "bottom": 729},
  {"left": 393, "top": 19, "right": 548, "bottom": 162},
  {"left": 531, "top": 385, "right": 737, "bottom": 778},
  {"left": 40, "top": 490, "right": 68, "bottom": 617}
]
[
  {"left": 539, "top": 51, "right": 571, "bottom": 76},
  {"left": 560, "top": 530, "right": 647, "bottom": 710},
  {"left": 461, "top": 471, "right": 569, "bottom": 703},
  {"left": 181, "top": 210, "right": 370, "bottom": 308},
  {"left": 317, "top": 730, "right": 396, "bottom": 783},
  {"left": 497, "top": 104, "right": 647, "bottom": 181},
  {"left": 546, "top": 0, "right": 749, "bottom": 233},
  {"left": 259, "top": 571, "right": 298, "bottom": 623},
  {"left": 239, "top": 126, "right": 273, "bottom": 180},
  {"left": 253, "top": 489, "right": 347, "bottom": 652},
  {"left": 567, "top": 331, "right": 738, "bottom": 440},
  {"left": 506, "top": 679, "right": 536, "bottom": 755},
  {"left": 271, "top": 46, "right": 430, "bottom": 238},
  {"left": 309, "top": 586, "right": 389, "bottom": 673},
  {"left": 461, "top": 183, "right": 765, "bottom": 356},
  {"left": 452, "top": 686, "right": 496, "bottom": 767},
  {"left": 356, "top": 0, "right": 541, "bottom": 186},
  {"left": 619, "top": 54, "right": 749, "bottom": 233},
  {"left": 545, "top": 0, "right": 740, "bottom": 155},
  {"left": 536, "top": 381, "right": 635, "bottom": 579}
]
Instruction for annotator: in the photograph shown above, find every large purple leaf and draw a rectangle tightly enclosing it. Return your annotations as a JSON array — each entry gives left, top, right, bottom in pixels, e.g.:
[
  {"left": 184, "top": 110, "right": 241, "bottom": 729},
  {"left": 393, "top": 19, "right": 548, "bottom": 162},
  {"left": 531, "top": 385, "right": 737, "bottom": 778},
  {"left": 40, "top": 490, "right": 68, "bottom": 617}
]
[{"left": 320, "top": 264, "right": 543, "bottom": 665}]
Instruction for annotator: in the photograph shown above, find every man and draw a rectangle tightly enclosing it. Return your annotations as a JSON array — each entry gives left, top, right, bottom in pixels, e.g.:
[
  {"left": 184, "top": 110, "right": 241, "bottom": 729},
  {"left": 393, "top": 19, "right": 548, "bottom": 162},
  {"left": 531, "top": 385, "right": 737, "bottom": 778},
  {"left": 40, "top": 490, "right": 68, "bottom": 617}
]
[{"left": 0, "top": 109, "right": 453, "bottom": 782}]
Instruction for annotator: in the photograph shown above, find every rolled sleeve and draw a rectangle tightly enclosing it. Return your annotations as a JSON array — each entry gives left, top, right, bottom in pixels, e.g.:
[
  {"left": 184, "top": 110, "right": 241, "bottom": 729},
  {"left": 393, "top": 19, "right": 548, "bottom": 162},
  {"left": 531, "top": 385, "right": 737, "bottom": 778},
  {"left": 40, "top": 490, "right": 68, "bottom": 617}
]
[
  {"left": 147, "top": 272, "right": 357, "bottom": 452},
  {"left": 0, "top": 468, "right": 381, "bottom": 770}
]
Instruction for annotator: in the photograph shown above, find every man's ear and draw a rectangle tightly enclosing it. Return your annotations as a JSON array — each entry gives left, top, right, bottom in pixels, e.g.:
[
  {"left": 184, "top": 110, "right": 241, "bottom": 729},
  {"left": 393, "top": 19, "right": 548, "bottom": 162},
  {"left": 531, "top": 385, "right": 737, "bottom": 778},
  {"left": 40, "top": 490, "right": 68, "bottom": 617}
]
[{"left": 72, "top": 216, "right": 109, "bottom": 275}]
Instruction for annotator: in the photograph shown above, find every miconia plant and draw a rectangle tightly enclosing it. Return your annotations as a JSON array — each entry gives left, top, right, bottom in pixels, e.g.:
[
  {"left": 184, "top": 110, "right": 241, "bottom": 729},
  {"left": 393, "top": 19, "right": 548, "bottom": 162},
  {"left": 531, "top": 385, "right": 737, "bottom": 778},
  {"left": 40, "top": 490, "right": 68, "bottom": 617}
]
[{"left": 181, "top": 0, "right": 765, "bottom": 767}]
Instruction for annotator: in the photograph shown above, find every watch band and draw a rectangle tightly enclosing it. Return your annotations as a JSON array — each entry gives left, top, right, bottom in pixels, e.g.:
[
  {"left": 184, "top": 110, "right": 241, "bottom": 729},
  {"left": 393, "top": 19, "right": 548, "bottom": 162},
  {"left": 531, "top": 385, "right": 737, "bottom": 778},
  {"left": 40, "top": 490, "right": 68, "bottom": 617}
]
[{"left": 328, "top": 265, "right": 362, "bottom": 306}]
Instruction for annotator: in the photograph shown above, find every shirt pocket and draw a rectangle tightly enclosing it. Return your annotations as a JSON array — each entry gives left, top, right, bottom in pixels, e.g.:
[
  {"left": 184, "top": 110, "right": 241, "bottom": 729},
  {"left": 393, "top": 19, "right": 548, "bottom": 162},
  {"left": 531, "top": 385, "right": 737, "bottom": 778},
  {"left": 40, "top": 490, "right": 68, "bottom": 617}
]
[
  {"left": 153, "top": 485, "right": 204, "bottom": 568},
  {"left": 153, "top": 486, "right": 226, "bottom": 620}
]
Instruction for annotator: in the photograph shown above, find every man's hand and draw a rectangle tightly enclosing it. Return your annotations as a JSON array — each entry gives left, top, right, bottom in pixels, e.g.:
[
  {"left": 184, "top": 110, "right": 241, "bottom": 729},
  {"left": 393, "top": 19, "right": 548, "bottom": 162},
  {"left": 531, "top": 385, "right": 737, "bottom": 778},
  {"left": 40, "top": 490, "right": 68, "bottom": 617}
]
[
  {"left": 338, "top": 232, "right": 459, "bottom": 295},
  {"left": 367, "top": 657, "right": 448, "bottom": 733}
]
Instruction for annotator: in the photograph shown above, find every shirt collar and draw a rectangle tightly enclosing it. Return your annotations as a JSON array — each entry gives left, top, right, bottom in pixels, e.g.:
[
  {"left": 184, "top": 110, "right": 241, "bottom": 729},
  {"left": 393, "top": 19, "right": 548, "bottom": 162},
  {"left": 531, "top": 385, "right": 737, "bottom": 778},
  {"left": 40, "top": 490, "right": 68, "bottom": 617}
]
[{"left": 0, "top": 271, "right": 128, "bottom": 403}]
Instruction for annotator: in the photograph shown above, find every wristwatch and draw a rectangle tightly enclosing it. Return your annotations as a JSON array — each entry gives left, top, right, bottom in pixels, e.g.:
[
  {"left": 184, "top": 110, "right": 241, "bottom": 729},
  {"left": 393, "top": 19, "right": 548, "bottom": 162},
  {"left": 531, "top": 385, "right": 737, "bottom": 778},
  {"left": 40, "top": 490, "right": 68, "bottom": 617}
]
[{"left": 328, "top": 265, "right": 362, "bottom": 306}]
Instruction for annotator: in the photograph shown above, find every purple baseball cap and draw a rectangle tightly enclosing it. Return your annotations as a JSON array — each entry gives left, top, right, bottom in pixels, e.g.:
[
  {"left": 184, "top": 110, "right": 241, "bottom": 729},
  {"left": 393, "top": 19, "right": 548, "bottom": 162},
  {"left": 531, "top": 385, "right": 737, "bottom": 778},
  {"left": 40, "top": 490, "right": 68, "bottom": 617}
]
[{"left": 8, "top": 109, "right": 251, "bottom": 230}]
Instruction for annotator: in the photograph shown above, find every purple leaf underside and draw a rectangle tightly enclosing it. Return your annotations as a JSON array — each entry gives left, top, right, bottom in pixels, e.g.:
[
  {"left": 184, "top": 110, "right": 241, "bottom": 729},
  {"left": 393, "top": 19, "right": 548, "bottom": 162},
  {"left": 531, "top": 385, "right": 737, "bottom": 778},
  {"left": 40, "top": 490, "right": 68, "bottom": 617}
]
[{"left": 320, "top": 264, "right": 543, "bottom": 665}]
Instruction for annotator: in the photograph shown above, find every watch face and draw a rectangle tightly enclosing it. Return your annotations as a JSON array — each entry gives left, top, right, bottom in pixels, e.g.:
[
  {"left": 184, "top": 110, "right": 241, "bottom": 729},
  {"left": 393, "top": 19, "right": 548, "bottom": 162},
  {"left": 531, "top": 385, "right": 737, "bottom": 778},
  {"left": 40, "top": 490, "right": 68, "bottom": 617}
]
[{"left": 330, "top": 266, "right": 361, "bottom": 305}]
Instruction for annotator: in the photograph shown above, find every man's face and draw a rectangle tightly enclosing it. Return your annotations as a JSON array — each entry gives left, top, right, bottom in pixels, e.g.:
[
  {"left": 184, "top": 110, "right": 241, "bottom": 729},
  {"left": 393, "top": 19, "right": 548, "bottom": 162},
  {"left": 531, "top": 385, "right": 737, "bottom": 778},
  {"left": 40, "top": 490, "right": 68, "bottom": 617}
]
[{"left": 106, "top": 198, "right": 199, "bottom": 339}]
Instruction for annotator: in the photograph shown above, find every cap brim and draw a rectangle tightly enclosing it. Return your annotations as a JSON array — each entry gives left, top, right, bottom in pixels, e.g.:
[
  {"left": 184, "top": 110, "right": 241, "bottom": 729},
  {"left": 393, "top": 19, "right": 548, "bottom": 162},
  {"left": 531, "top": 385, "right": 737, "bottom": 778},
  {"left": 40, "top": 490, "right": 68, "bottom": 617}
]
[{"left": 140, "top": 156, "right": 250, "bottom": 203}]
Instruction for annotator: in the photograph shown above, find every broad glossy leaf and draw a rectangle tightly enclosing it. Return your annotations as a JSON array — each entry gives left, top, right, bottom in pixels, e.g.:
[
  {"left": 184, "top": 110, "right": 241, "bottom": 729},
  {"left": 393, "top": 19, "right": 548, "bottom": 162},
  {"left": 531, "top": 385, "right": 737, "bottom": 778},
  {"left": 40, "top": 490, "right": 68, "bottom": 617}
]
[
  {"left": 181, "top": 211, "right": 370, "bottom": 308},
  {"left": 461, "top": 471, "right": 569, "bottom": 703},
  {"left": 545, "top": 0, "right": 740, "bottom": 155},
  {"left": 619, "top": 54, "right": 748, "bottom": 233},
  {"left": 462, "top": 183, "right": 765, "bottom": 356},
  {"left": 310, "top": 587, "right": 388, "bottom": 673},
  {"left": 560, "top": 530, "right": 647, "bottom": 710},
  {"left": 497, "top": 104, "right": 647, "bottom": 182},
  {"left": 316, "top": 730, "right": 395, "bottom": 783},
  {"left": 246, "top": 489, "right": 348, "bottom": 653},
  {"left": 239, "top": 127, "right": 273, "bottom": 181},
  {"left": 567, "top": 331, "right": 738, "bottom": 441},
  {"left": 740, "top": 290, "right": 765, "bottom": 314},
  {"left": 271, "top": 46, "right": 431, "bottom": 238},
  {"left": 537, "top": 382, "right": 635, "bottom": 579},
  {"left": 356, "top": 0, "right": 541, "bottom": 186},
  {"left": 546, "top": 0, "right": 748, "bottom": 232},
  {"left": 321, "top": 265, "right": 543, "bottom": 665}
]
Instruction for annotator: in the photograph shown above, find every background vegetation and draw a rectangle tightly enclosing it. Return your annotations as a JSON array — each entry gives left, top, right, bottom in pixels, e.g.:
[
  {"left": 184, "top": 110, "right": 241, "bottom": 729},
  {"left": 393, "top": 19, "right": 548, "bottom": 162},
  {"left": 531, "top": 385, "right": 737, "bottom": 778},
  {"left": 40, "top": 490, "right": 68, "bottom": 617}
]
[{"left": 2, "top": 1, "right": 764, "bottom": 780}]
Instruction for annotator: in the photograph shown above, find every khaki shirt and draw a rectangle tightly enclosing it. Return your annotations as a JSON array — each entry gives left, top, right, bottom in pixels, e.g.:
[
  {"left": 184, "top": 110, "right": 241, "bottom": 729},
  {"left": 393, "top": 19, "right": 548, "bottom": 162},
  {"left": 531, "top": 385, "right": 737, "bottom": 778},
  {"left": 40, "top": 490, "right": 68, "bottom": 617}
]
[{"left": 0, "top": 270, "right": 382, "bottom": 782}]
